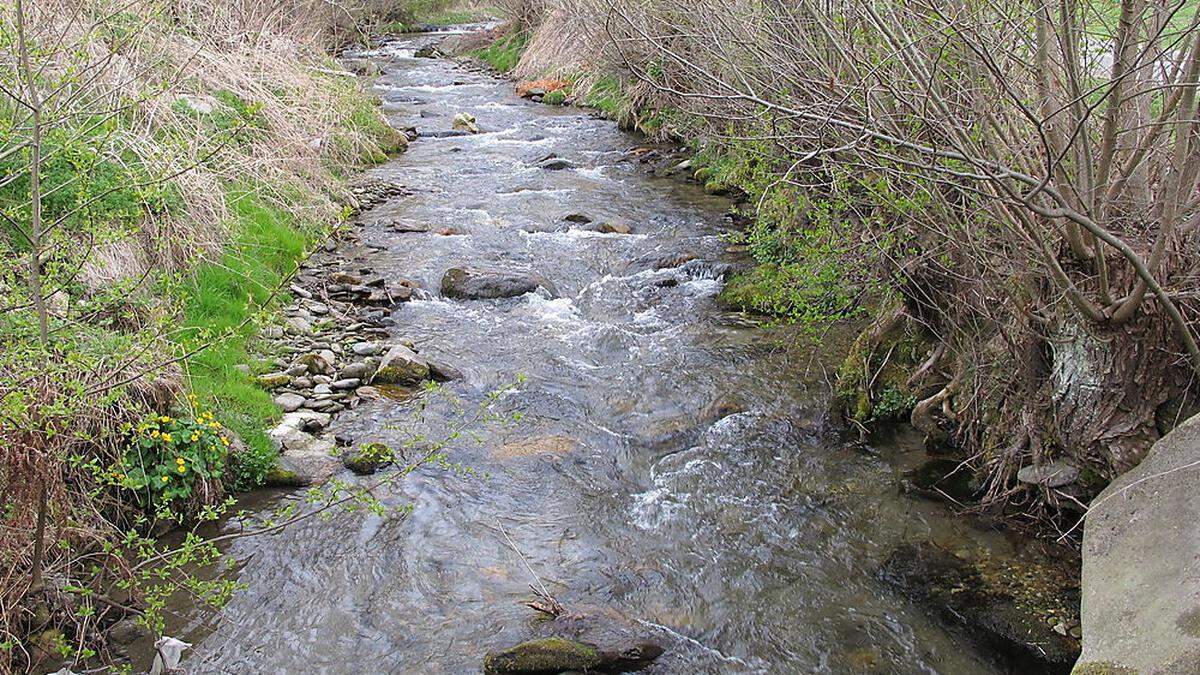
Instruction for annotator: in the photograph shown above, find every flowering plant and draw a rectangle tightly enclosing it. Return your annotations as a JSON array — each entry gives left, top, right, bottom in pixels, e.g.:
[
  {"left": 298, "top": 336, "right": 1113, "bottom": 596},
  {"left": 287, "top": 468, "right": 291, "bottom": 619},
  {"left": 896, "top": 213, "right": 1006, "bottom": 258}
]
[{"left": 120, "top": 402, "right": 230, "bottom": 505}]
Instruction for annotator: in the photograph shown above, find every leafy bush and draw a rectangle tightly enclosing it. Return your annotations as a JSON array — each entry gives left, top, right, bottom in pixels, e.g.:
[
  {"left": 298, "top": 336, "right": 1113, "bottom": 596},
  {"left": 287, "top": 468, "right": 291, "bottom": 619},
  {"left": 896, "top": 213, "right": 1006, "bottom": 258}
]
[{"left": 121, "top": 407, "right": 230, "bottom": 508}]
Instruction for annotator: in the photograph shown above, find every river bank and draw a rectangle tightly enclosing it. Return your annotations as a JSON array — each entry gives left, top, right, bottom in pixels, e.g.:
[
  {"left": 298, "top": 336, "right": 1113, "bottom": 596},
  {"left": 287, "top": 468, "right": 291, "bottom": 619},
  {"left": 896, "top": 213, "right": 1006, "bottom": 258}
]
[{"left": 114, "top": 29, "right": 1089, "bottom": 674}]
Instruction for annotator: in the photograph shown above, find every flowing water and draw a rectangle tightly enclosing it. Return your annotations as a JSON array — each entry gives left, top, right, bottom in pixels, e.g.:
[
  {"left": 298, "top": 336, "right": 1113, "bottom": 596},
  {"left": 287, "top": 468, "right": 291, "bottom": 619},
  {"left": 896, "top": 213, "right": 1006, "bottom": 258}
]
[{"left": 164, "top": 32, "right": 1037, "bottom": 674}]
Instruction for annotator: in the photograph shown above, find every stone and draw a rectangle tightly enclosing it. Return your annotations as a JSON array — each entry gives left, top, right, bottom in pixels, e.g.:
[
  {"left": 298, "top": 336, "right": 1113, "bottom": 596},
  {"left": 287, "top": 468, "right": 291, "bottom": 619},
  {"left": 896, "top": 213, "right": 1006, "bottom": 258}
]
[
  {"left": 441, "top": 267, "right": 557, "bottom": 300},
  {"left": 352, "top": 341, "right": 384, "bottom": 356},
  {"left": 1016, "top": 461, "right": 1079, "bottom": 488},
  {"left": 452, "top": 112, "right": 479, "bottom": 133},
  {"left": 433, "top": 226, "right": 466, "bottom": 236},
  {"left": 298, "top": 352, "right": 335, "bottom": 376},
  {"left": 538, "top": 156, "right": 574, "bottom": 171},
  {"left": 274, "top": 393, "right": 306, "bottom": 412},
  {"left": 879, "top": 542, "right": 1079, "bottom": 669},
  {"left": 256, "top": 372, "right": 291, "bottom": 389},
  {"left": 372, "top": 344, "right": 431, "bottom": 384},
  {"left": 593, "top": 220, "right": 633, "bottom": 234},
  {"left": 563, "top": 213, "right": 593, "bottom": 224},
  {"left": 339, "top": 361, "right": 377, "bottom": 380},
  {"left": 356, "top": 386, "right": 384, "bottom": 400},
  {"left": 383, "top": 220, "right": 431, "bottom": 233},
  {"left": 234, "top": 364, "right": 251, "bottom": 375},
  {"left": 313, "top": 384, "right": 333, "bottom": 395},
  {"left": 427, "top": 359, "right": 463, "bottom": 382},
  {"left": 483, "top": 638, "right": 602, "bottom": 674},
  {"left": 341, "top": 442, "right": 393, "bottom": 476},
  {"left": 485, "top": 606, "right": 665, "bottom": 674},
  {"left": 284, "top": 316, "right": 313, "bottom": 336},
  {"left": 331, "top": 378, "right": 361, "bottom": 390},
  {"left": 1076, "top": 414, "right": 1200, "bottom": 674}
]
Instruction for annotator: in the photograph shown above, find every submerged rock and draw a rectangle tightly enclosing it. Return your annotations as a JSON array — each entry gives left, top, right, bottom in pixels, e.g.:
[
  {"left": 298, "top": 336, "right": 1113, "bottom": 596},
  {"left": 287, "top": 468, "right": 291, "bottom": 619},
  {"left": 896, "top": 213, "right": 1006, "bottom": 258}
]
[
  {"left": 879, "top": 542, "right": 1079, "bottom": 671},
  {"left": 441, "top": 267, "right": 556, "bottom": 300}
]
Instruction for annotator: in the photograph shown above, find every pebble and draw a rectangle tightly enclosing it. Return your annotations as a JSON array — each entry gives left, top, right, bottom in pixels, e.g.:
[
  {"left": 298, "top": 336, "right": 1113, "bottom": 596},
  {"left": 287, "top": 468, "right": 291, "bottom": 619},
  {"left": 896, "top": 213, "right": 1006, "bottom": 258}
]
[{"left": 331, "top": 378, "right": 361, "bottom": 390}]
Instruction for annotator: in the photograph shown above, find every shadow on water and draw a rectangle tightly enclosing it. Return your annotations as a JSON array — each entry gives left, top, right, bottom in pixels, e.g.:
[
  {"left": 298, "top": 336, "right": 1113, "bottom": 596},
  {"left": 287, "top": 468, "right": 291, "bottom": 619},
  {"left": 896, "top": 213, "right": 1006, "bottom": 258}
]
[{"left": 149, "top": 31, "right": 1075, "bottom": 674}]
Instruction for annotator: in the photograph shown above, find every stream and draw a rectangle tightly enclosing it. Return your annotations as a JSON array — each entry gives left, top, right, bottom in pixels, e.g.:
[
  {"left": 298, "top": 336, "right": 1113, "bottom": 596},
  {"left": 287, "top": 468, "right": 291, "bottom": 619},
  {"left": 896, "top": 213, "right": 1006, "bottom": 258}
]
[{"left": 165, "top": 31, "right": 1038, "bottom": 674}]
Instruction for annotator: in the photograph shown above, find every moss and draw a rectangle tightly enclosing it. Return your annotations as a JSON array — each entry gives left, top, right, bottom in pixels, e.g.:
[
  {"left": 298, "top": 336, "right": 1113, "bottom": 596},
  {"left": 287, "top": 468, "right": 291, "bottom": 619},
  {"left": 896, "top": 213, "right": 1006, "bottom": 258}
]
[
  {"left": 483, "top": 637, "right": 602, "bottom": 674},
  {"left": 830, "top": 310, "right": 929, "bottom": 425}
]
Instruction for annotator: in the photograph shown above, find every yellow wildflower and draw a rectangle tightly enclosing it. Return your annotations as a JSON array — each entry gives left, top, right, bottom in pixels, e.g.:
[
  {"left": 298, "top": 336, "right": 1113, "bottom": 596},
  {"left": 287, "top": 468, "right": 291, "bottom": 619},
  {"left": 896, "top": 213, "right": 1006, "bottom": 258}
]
[
  {"left": 150, "top": 430, "right": 160, "bottom": 438},
  {"left": 220, "top": 436, "right": 230, "bottom": 446},
  {"left": 160, "top": 475, "right": 169, "bottom": 482},
  {"left": 177, "top": 466, "right": 186, "bottom": 474},
  {"left": 190, "top": 433, "right": 200, "bottom": 442},
  {"left": 175, "top": 457, "right": 185, "bottom": 465},
  {"left": 159, "top": 416, "right": 171, "bottom": 423},
  {"left": 161, "top": 433, "right": 173, "bottom": 443}
]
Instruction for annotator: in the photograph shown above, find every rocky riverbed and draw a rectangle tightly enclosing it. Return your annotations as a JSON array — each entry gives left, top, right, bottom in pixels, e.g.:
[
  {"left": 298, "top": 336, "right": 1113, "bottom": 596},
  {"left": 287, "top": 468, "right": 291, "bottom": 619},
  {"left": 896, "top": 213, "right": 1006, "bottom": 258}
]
[{"left": 151, "top": 29, "right": 1084, "bottom": 675}]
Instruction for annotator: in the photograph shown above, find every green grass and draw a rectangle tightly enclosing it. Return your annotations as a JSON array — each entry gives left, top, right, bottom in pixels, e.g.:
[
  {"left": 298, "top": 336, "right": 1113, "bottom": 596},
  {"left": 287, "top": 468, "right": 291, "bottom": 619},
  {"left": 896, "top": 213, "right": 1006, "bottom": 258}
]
[
  {"left": 581, "top": 75, "right": 624, "bottom": 118},
  {"left": 471, "top": 32, "right": 529, "bottom": 73},
  {"left": 176, "top": 186, "right": 316, "bottom": 488}
]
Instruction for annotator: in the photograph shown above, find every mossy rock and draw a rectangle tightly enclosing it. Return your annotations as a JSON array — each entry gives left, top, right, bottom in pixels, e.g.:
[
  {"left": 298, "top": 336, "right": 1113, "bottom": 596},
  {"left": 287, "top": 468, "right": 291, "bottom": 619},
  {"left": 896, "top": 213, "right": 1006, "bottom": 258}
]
[
  {"left": 342, "top": 442, "right": 394, "bottom": 475},
  {"left": 263, "top": 466, "right": 307, "bottom": 487},
  {"left": 483, "top": 637, "right": 602, "bottom": 674}
]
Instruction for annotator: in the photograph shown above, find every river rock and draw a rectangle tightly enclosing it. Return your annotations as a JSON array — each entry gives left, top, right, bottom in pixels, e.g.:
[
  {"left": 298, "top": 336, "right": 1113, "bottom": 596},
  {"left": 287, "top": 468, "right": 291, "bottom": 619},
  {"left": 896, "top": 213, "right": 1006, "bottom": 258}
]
[
  {"left": 593, "top": 220, "right": 633, "bottom": 235},
  {"left": 485, "top": 606, "right": 665, "bottom": 674},
  {"left": 879, "top": 542, "right": 1079, "bottom": 670},
  {"left": 341, "top": 442, "right": 393, "bottom": 475},
  {"left": 284, "top": 316, "right": 313, "bottom": 336},
  {"left": 331, "top": 378, "right": 360, "bottom": 390},
  {"left": 563, "top": 213, "right": 592, "bottom": 224},
  {"left": 352, "top": 341, "right": 384, "bottom": 356},
  {"left": 441, "top": 267, "right": 557, "bottom": 300},
  {"left": 257, "top": 372, "right": 291, "bottom": 389},
  {"left": 372, "top": 344, "right": 431, "bottom": 384},
  {"left": 298, "top": 352, "right": 335, "bottom": 376},
  {"left": 427, "top": 359, "right": 463, "bottom": 382},
  {"left": 274, "top": 392, "right": 307, "bottom": 412},
  {"left": 452, "top": 112, "right": 479, "bottom": 133},
  {"left": 1016, "top": 461, "right": 1079, "bottom": 488},
  {"left": 339, "top": 360, "right": 377, "bottom": 380},
  {"left": 538, "top": 156, "right": 574, "bottom": 171},
  {"left": 1076, "top": 413, "right": 1200, "bottom": 674}
]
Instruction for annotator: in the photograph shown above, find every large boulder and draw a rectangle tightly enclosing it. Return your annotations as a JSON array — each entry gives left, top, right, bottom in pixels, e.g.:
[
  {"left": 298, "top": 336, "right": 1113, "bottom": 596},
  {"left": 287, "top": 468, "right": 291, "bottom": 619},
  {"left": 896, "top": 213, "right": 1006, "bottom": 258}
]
[
  {"left": 1075, "top": 414, "right": 1200, "bottom": 674},
  {"left": 441, "top": 267, "right": 556, "bottom": 300},
  {"left": 372, "top": 344, "right": 430, "bottom": 385}
]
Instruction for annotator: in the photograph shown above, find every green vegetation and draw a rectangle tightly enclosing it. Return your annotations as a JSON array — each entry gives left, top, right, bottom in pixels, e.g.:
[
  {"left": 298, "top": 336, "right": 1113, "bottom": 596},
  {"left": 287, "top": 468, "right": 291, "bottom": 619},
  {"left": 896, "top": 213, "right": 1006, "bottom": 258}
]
[
  {"left": 471, "top": 31, "right": 529, "bottom": 72},
  {"left": 173, "top": 187, "right": 319, "bottom": 488},
  {"left": 121, "top": 407, "right": 231, "bottom": 509},
  {"left": 380, "top": 1, "right": 498, "bottom": 32}
]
